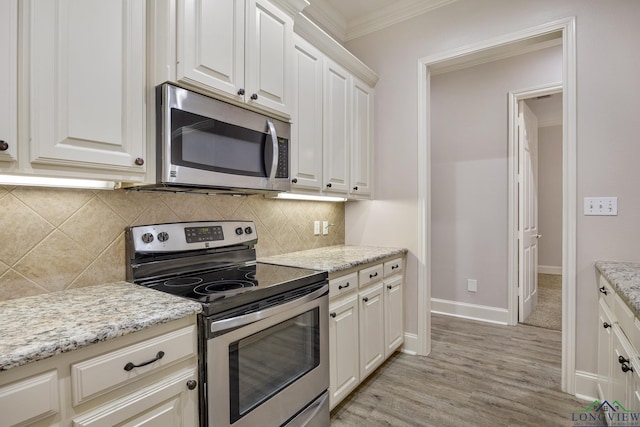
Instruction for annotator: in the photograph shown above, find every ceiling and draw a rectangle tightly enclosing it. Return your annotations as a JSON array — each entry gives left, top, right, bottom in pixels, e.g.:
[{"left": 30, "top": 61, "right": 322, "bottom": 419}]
[
  {"left": 525, "top": 93, "right": 563, "bottom": 128},
  {"left": 303, "top": 0, "right": 457, "bottom": 43}
]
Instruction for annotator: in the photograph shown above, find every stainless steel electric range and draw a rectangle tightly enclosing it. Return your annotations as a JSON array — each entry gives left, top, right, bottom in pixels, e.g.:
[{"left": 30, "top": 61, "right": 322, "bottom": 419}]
[{"left": 126, "top": 221, "right": 329, "bottom": 427}]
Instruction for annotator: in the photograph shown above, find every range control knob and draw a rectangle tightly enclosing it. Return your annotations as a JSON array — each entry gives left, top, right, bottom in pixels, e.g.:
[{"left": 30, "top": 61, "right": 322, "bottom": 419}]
[
  {"left": 141, "top": 233, "right": 154, "bottom": 244},
  {"left": 244, "top": 227, "right": 253, "bottom": 235},
  {"left": 235, "top": 227, "right": 244, "bottom": 235},
  {"left": 157, "top": 232, "right": 169, "bottom": 242}
]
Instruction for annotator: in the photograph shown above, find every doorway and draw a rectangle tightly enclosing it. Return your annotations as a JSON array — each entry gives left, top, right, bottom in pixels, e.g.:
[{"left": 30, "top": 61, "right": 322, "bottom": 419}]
[
  {"left": 417, "top": 17, "right": 577, "bottom": 393},
  {"left": 509, "top": 87, "right": 563, "bottom": 331}
]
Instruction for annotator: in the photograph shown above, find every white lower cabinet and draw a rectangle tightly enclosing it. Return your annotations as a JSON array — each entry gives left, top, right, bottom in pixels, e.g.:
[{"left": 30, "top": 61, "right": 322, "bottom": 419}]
[
  {"left": 597, "top": 272, "right": 640, "bottom": 413},
  {"left": 328, "top": 293, "right": 359, "bottom": 409},
  {"left": 0, "top": 316, "right": 198, "bottom": 427},
  {"left": 358, "top": 282, "right": 385, "bottom": 381},
  {"left": 328, "top": 256, "right": 405, "bottom": 410}
]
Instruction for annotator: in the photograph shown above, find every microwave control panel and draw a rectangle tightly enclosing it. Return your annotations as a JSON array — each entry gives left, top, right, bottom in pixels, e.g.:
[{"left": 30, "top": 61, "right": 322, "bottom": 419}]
[{"left": 276, "top": 137, "right": 288, "bottom": 178}]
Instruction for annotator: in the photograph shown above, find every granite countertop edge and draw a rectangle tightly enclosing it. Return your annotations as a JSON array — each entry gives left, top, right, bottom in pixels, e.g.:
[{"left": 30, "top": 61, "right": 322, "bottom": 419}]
[
  {"left": 0, "top": 282, "right": 202, "bottom": 372},
  {"left": 595, "top": 260, "right": 640, "bottom": 319},
  {"left": 259, "top": 244, "right": 408, "bottom": 273}
]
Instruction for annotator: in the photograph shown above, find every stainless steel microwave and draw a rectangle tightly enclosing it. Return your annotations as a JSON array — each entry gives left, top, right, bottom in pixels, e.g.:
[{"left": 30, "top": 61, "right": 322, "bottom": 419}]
[{"left": 150, "top": 84, "right": 291, "bottom": 194}]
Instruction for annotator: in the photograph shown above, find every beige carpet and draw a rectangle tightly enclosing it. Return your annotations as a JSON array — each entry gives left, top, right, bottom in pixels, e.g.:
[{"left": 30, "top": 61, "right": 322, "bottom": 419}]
[{"left": 521, "top": 273, "right": 562, "bottom": 331}]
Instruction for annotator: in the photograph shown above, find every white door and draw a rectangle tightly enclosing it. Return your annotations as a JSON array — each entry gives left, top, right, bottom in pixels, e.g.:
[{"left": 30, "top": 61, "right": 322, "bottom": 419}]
[
  {"left": 518, "top": 100, "right": 539, "bottom": 322},
  {"left": 350, "top": 77, "right": 374, "bottom": 197},
  {"left": 0, "top": 0, "right": 18, "bottom": 163},
  {"left": 359, "top": 283, "right": 385, "bottom": 381},
  {"left": 329, "top": 294, "right": 359, "bottom": 409},
  {"left": 323, "top": 59, "right": 350, "bottom": 194}
]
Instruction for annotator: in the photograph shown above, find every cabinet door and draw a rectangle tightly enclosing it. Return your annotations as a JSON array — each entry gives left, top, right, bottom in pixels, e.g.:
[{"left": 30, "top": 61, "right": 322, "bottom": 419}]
[
  {"left": 291, "top": 35, "right": 323, "bottom": 191},
  {"left": 323, "top": 59, "right": 350, "bottom": 194},
  {"left": 597, "top": 298, "right": 613, "bottom": 402},
  {"left": 72, "top": 368, "right": 198, "bottom": 427},
  {"left": 350, "top": 77, "right": 373, "bottom": 198},
  {"left": 245, "top": 0, "right": 292, "bottom": 115},
  {"left": 384, "top": 276, "right": 404, "bottom": 357},
  {"left": 329, "top": 294, "right": 359, "bottom": 410},
  {"left": 28, "top": 0, "right": 146, "bottom": 178},
  {"left": 359, "top": 283, "right": 385, "bottom": 381},
  {"left": 0, "top": 0, "right": 18, "bottom": 163},
  {"left": 177, "top": 0, "right": 245, "bottom": 99},
  {"left": 612, "top": 327, "right": 634, "bottom": 411}
]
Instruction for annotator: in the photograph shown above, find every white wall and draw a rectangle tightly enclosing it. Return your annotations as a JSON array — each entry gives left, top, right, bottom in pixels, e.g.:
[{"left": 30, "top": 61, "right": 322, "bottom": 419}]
[
  {"left": 343, "top": 0, "right": 640, "bottom": 373},
  {"left": 430, "top": 46, "right": 562, "bottom": 307},
  {"left": 537, "top": 125, "right": 563, "bottom": 270}
]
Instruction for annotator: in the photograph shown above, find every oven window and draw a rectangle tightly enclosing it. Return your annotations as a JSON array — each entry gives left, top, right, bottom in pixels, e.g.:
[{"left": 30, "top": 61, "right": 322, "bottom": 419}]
[
  {"left": 170, "top": 109, "right": 267, "bottom": 177},
  {"left": 229, "top": 307, "right": 320, "bottom": 423}
]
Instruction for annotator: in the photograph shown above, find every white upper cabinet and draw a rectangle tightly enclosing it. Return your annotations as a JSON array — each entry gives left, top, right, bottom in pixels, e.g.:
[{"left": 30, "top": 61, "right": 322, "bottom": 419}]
[
  {"left": 174, "top": 0, "right": 293, "bottom": 117},
  {"left": 0, "top": 0, "right": 18, "bottom": 163},
  {"left": 323, "top": 58, "right": 351, "bottom": 194},
  {"left": 177, "top": 0, "right": 245, "bottom": 98},
  {"left": 28, "top": 0, "right": 147, "bottom": 180},
  {"left": 350, "top": 78, "right": 374, "bottom": 198},
  {"left": 291, "top": 35, "right": 323, "bottom": 191}
]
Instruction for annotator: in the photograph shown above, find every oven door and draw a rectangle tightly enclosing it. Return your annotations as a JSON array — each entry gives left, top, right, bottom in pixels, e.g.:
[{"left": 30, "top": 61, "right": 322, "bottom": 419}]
[{"left": 207, "top": 285, "right": 329, "bottom": 427}]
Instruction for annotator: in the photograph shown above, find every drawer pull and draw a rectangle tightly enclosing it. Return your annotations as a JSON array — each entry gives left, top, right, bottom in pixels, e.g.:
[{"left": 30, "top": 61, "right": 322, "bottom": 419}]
[
  {"left": 338, "top": 283, "right": 350, "bottom": 290},
  {"left": 369, "top": 272, "right": 378, "bottom": 279},
  {"left": 363, "top": 297, "right": 369, "bottom": 302},
  {"left": 599, "top": 286, "right": 608, "bottom": 295},
  {"left": 124, "top": 351, "right": 165, "bottom": 371},
  {"left": 330, "top": 312, "right": 337, "bottom": 318},
  {"left": 387, "top": 285, "right": 393, "bottom": 290},
  {"left": 622, "top": 363, "right": 634, "bottom": 373},
  {"left": 603, "top": 322, "right": 611, "bottom": 329},
  {"left": 619, "top": 355, "right": 630, "bottom": 365},
  {"left": 392, "top": 265, "right": 399, "bottom": 270},
  {"left": 187, "top": 380, "right": 198, "bottom": 390}
]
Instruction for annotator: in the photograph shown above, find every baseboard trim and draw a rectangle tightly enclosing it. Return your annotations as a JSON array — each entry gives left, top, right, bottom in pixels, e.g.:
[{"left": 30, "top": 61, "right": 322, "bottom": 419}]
[
  {"left": 401, "top": 333, "right": 419, "bottom": 355},
  {"left": 431, "top": 298, "right": 509, "bottom": 325},
  {"left": 574, "top": 370, "right": 598, "bottom": 402},
  {"left": 539, "top": 265, "right": 562, "bottom": 275}
]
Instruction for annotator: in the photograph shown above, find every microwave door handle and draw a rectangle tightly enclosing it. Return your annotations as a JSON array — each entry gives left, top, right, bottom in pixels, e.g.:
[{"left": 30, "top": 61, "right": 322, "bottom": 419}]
[
  {"left": 265, "top": 119, "right": 278, "bottom": 179},
  {"left": 210, "top": 284, "right": 328, "bottom": 334}
]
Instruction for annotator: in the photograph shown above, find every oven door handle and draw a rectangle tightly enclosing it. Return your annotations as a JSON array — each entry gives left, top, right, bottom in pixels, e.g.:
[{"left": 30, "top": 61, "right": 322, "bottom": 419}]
[{"left": 210, "top": 284, "right": 328, "bottom": 334}]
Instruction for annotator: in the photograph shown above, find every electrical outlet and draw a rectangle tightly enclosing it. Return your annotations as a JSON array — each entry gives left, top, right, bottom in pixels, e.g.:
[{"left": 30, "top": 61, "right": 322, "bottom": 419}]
[
  {"left": 467, "top": 279, "right": 477, "bottom": 292},
  {"left": 584, "top": 197, "right": 618, "bottom": 216},
  {"left": 322, "top": 221, "right": 329, "bottom": 235},
  {"left": 313, "top": 221, "right": 320, "bottom": 235}
]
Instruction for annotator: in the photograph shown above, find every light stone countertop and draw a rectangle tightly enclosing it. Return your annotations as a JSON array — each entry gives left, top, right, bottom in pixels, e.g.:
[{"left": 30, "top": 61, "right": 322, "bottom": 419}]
[
  {"left": 0, "top": 282, "right": 202, "bottom": 372},
  {"left": 596, "top": 261, "right": 640, "bottom": 318},
  {"left": 259, "top": 245, "right": 408, "bottom": 273}
]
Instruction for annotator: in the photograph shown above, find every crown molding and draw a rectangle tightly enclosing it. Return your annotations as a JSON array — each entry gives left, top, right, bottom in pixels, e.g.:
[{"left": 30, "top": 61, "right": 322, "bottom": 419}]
[
  {"left": 302, "top": 0, "right": 347, "bottom": 42},
  {"left": 294, "top": 13, "right": 379, "bottom": 86},
  {"left": 345, "top": 0, "right": 457, "bottom": 41},
  {"left": 270, "top": 0, "right": 310, "bottom": 16}
]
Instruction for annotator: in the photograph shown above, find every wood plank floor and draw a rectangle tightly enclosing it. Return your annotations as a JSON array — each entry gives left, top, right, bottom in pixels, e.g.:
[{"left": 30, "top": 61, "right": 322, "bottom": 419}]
[{"left": 330, "top": 314, "right": 587, "bottom": 426}]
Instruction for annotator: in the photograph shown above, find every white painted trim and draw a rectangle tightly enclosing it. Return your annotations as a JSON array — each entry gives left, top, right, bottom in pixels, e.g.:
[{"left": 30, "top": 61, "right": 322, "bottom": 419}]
[
  {"left": 539, "top": 265, "right": 563, "bottom": 275},
  {"left": 417, "top": 16, "right": 577, "bottom": 395},
  {"left": 574, "top": 370, "right": 599, "bottom": 403},
  {"left": 301, "top": 0, "right": 346, "bottom": 42},
  {"left": 538, "top": 118, "right": 563, "bottom": 128},
  {"left": 507, "top": 81, "right": 562, "bottom": 328},
  {"left": 401, "top": 333, "right": 419, "bottom": 356},
  {"left": 431, "top": 298, "right": 510, "bottom": 325},
  {"left": 345, "top": 0, "right": 457, "bottom": 42}
]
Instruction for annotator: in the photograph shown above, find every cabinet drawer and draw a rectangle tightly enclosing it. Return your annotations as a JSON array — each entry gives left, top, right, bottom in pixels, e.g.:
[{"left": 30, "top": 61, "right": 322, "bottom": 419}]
[
  {"left": 0, "top": 370, "right": 59, "bottom": 426},
  {"left": 384, "top": 258, "right": 404, "bottom": 277},
  {"left": 615, "top": 294, "right": 636, "bottom": 342},
  {"left": 599, "top": 275, "right": 615, "bottom": 309},
  {"left": 71, "top": 325, "right": 197, "bottom": 405},
  {"left": 330, "top": 272, "right": 358, "bottom": 298},
  {"left": 359, "top": 264, "right": 383, "bottom": 288}
]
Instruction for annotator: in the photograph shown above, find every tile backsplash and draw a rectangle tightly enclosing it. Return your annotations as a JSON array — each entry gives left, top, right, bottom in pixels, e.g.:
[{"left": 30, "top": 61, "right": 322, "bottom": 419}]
[{"left": 0, "top": 186, "right": 344, "bottom": 301}]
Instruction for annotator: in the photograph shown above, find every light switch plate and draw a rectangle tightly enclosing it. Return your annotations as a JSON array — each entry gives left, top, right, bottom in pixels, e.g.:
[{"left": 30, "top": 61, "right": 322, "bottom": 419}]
[
  {"left": 313, "top": 221, "right": 320, "bottom": 235},
  {"left": 584, "top": 197, "right": 618, "bottom": 216},
  {"left": 322, "top": 221, "right": 329, "bottom": 235}
]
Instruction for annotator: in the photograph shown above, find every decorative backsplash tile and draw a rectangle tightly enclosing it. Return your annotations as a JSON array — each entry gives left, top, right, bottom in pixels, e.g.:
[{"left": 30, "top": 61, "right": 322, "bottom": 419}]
[{"left": 0, "top": 186, "right": 345, "bottom": 301}]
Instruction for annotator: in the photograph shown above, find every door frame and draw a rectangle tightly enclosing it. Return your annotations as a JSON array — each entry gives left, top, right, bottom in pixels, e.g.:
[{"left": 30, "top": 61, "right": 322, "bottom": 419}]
[
  {"left": 508, "top": 83, "right": 562, "bottom": 326},
  {"left": 417, "top": 17, "right": 576, "bottom": 393}
]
